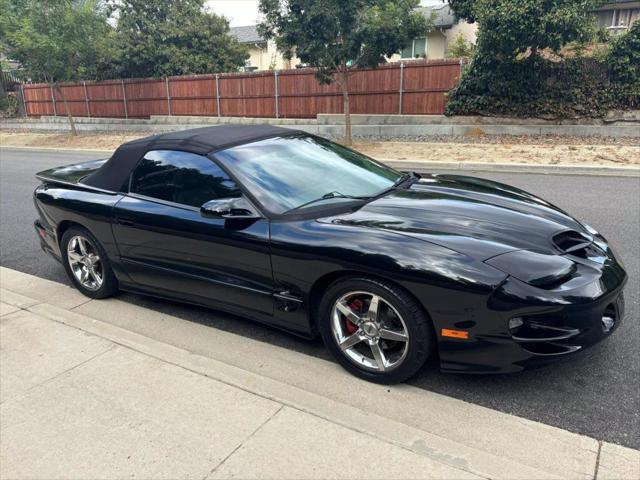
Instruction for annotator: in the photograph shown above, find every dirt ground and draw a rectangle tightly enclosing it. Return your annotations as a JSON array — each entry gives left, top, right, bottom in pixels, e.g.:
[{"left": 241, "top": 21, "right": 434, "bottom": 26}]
[
  {"left": 1, "top": 131, "right": 639, "bottom": 167},
  {"left": 0, "top": 132, "right": 144, "bottom": 151},
  {"left": 357, "top": 140, "right": 640, "bottom": 167}
]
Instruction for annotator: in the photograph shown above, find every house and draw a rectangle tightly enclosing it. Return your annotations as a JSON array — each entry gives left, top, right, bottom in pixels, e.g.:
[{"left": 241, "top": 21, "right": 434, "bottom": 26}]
[
  {"left": 230, "top": 25, "right": 301, "bottom": 71},
  {"left": 594, "top": 1, "right": 640, "bottom": 36},
  {"left": 230, "top": 3, "right": 478, "bottom": 71},
  {"left": 389, "top": 4, "right": 477, "bottom": 61}
]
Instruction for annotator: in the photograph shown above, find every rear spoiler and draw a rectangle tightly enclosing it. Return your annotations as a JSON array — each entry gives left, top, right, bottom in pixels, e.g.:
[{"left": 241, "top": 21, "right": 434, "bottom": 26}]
[{"left": 36, "top": 159, "right": 114, "bottom": 193}]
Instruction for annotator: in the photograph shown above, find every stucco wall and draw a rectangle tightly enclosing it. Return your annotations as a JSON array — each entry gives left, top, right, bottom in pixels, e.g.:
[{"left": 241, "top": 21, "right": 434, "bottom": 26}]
[
  {"left": 427, "top": 32, "right": 447, "bottom": 59},
  {"left": 445, "top": 21, "right": 478, "bottom": 51},
  {"left": 246, "top": 45, "right": 267, "bottom": 70},
  {"left": 245, "top": 42, "right": 301, "bottom": 71}
]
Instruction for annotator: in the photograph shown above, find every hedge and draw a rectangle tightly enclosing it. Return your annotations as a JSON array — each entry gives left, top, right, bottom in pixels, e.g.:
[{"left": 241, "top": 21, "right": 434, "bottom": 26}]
[{"left": 445, "top": 22, "right": 639, "bottom": 118}]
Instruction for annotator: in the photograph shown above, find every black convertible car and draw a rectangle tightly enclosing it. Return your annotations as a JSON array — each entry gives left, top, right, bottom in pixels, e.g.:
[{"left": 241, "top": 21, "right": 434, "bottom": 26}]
[{"left": 34, "top": 125, "right": 627, "bottom": 383}]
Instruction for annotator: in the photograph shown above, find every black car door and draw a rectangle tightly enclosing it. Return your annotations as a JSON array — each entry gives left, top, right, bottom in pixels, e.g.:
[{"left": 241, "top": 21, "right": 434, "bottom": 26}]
[{"left": 111, "top": 149, "right": 274, "bottom": 320}]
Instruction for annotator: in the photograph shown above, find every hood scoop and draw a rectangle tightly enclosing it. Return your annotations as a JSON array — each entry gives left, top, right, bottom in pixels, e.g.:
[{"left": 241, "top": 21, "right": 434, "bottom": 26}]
[{"left": 552, "top": 230, "right": 593, "bottom": 255}]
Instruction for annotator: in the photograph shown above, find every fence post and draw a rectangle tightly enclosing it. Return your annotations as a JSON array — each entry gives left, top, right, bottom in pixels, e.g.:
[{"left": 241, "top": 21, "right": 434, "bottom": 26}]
[
  {"left": 215, "top": 74, "right": 221, "bottom": 117},
  {"left": 120, "top": 79, "right": 128, "bottom": 119},
  {"left": 398, "top": 62, "right": 404, "bottom": 115},
  {"left": 82, "top": 81, "right": 91, "bottom": 117},
  {"left": 274, "top": 70, "right": 279, "bottom": 119},
  {"left": 50, "top": 85, "right": 57, "bottom": 116},
  {"left": 165, "top": 77, "right": 172, "bottom": 115}
]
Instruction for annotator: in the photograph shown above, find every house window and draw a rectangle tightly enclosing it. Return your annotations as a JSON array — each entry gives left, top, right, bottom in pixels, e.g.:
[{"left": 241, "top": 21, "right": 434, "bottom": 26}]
[
  {"left": 400, "top": 38, "right": 427, "bottom": 59},
  {"left": 597, "top": 8, "right": 640, "bottom": 30},
  {"left": 597, "top": 10, "right": 615, "bottom": 28}
]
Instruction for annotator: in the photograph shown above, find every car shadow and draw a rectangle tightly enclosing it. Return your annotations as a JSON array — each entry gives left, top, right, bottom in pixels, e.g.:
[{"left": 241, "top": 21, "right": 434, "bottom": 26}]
[
  {"left": 21, "top": 271, "right": 640, "bottom": 449},
  {"left": 114, "top": 290, "right": 331, "bottom": 360}
]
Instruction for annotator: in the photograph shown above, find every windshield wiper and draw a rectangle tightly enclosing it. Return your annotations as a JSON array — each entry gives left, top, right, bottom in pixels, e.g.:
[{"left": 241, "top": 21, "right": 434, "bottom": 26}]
[
  {"left": 393, "top": 171, "right": 418, "bottom": 188},
  {"left": 371, "top": 172, "right": 417, "bottom": 200},
  {"left": 284, "top": 191, "right": 370, "bottom": 214},
  {"left": 283, "top": 173, "right": 418, "bottom": 215}
]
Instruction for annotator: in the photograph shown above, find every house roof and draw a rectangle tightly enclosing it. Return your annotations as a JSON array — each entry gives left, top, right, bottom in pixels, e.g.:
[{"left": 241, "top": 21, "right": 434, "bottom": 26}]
[
  {"left": 230, "top": 25, "right": 266, "bottom": 44},
  {"left": 416, "top": 5, "right": 457, "bottom": 29},
  {"left": 230, "top": 4, "right": 460, "bottom": 44}
]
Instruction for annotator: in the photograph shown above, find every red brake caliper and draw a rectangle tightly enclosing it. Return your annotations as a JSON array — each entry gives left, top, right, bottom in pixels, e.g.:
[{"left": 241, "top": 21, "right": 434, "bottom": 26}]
[{"left": 344, "top": 298, "right": 363, "bottom": 334}]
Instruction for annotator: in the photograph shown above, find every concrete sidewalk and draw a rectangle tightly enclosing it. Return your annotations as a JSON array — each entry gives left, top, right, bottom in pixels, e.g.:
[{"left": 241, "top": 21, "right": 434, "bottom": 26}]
[{"left": 1, "top": 267, "right": 639, "bottom": 479}]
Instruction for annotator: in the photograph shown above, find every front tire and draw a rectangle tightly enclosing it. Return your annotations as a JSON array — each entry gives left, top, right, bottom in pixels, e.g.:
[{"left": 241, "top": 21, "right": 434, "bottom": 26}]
[
  {"left": 318, "top": 277, "right": 433, "bottom": 384},
  {"left": 60, "top": 226, "right": 118, "bottom": 299}
]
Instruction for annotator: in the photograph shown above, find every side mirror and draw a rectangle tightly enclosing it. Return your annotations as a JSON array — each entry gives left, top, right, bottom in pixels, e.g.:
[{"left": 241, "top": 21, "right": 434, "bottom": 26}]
[{"left": 200, "top": 197, "right": 260, "bottom": 219}]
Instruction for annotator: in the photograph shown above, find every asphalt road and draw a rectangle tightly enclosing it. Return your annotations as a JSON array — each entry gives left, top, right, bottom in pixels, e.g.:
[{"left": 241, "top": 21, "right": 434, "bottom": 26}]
[{"left": 1, "top": 147, "right": 639, "bottom": 449}]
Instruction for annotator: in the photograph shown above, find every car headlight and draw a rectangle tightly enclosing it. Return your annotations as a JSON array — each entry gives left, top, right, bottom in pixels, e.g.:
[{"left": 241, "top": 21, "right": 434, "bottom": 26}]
[{"left": 485, "top": 250, "right": 576, "bottom": 287}]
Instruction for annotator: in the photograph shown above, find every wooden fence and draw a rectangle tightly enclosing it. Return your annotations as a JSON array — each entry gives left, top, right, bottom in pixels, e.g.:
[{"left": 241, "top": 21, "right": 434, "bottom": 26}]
[
  {"left": 22, "top": 59, "right": 464, "bottom": 119},
  {"left": 1, "top": 70, "right": 22, "bottom": 93}
]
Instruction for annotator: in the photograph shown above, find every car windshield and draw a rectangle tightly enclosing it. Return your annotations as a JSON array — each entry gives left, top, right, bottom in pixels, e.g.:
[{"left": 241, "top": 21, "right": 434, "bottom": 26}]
[{"left": 214, "top": 135, "right": 402, "bottom": 214}]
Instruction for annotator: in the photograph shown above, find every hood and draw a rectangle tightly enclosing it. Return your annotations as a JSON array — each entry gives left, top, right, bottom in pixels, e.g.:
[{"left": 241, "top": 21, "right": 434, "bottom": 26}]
[{"left": 319, "top": 174, "right": 590, "bottom": 261}]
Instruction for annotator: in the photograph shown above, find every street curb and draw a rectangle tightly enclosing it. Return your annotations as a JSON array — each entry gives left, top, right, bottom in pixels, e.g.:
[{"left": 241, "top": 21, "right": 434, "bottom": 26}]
[
  {"left": 2, "top": 267, "right": 639, "bottom": 479},
  {"left": 0, "top": 146, "right": 114, "bottom": 153},
  {"left": 2, "top": 146, "right": 639, "bottom": 177},
  {"left": 388, "top": 160, "right": 640, "bottom": 178}
]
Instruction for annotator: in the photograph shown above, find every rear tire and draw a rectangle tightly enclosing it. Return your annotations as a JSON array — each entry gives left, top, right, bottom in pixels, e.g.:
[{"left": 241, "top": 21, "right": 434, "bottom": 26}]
[
  {"left": 318, "top": 277, "right": 433, "bottom": 384},
  {"left": 60, "top": 226, "right": 118, "bottom": 299}
]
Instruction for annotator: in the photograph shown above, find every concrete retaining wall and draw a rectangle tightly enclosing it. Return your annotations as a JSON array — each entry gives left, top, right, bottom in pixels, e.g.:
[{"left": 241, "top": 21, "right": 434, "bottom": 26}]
[
  {"left": 317, "top": 112, "right": 640, "bottom": 126},
  {"left": 2, "top": 114, "right": 639, "bottom": 138}
]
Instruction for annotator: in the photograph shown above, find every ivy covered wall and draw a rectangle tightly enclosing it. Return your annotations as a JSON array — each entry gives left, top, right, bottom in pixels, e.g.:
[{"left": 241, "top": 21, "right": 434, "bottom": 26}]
[{"left": 445, "top": 1, "right": 639, "bottom": 118}]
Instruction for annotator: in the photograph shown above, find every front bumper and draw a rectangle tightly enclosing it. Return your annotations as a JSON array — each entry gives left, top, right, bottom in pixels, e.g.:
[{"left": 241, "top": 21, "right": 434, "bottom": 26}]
[{"left": 438, "top": 245, "right": 627, "bottom": 374}]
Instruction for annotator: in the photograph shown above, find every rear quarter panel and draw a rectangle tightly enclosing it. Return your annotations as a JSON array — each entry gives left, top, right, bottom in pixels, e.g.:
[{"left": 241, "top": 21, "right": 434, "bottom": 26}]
[{"left": 34, "top": 183, "right": 123, "bottom": 260}]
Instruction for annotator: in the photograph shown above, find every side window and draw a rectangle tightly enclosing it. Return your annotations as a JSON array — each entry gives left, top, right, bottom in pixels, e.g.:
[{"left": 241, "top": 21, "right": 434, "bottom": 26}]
[{"left": 129, "top": 150, "right": 242, "bottom": 208}]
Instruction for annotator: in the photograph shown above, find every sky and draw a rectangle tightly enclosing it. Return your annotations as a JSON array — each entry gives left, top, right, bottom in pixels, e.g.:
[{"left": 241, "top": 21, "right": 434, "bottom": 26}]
[{"left": 206, "top": 0, "right": 445, "bottom": 27}]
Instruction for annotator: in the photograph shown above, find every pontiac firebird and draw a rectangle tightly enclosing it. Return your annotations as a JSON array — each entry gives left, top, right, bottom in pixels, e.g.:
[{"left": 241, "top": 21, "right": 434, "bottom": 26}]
[{"left": 33, "top": 125, "right": 627, "bottom": 383}]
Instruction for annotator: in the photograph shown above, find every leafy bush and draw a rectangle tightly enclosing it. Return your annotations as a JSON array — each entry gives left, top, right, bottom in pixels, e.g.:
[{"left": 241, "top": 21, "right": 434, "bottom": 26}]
[
  {"left": 447, "top": 34, "right": 474, "bottom": 59},
  {"left": 606, "top": 22, "right": 640, "bottom": 108},
  {"left": 0, "top": 92, "right": 18, "bottom": 118},
  {"left": 445, "top": 0, "right": 639, "bottom": 118}
]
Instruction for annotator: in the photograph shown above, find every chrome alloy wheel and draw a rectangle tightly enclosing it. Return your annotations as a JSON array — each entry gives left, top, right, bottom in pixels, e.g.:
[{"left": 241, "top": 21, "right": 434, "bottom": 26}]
[
  {"left": 66, "top": 235, "right": 103, "bottom": 291},
  {"left": 330, "top": 291, "right": 410, "bottom": 372}
]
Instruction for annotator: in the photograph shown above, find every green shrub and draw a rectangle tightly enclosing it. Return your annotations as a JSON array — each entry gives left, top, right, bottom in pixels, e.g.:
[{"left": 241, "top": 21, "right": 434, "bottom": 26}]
[
  {"left": 446, "top": 24, "right": 640, "bottom": 118},
  {"left": 445, "top": 0, "right": 639, "bottom": 118},
  {"left": 606, "top": 22, "right": 640, "bottom": 108},
  {"left": 446, "top": 55, "right": 615, "bottom": 118},
  {"left": 447, "top": 34, "right": 474, "bottom": 59},
  {"left": 0, "top": 92, "right": 18, "bottom": 118}
]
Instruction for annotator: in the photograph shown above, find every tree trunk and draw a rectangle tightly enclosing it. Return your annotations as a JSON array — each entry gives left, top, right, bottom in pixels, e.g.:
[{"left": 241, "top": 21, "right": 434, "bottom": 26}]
[
  {"left": 54, "top": 84, "right": 77, "bottom": 136},
  {"left": 0, "top": 75, "right": 7, "bottom": 102},
  {"left": 340, "top": 69, "right": 352, "bottom": 146}
]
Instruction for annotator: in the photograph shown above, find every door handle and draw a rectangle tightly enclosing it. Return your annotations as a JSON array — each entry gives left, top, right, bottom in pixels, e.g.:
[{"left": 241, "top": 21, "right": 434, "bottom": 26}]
[{"left": 115, "top": 217, "right": 135, "bottom": 226}]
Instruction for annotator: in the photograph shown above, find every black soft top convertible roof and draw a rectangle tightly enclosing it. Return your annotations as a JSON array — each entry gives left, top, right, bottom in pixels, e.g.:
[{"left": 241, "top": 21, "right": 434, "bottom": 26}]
[{"left": 83, "top": 125, "right": 303, "bottom": 191}]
